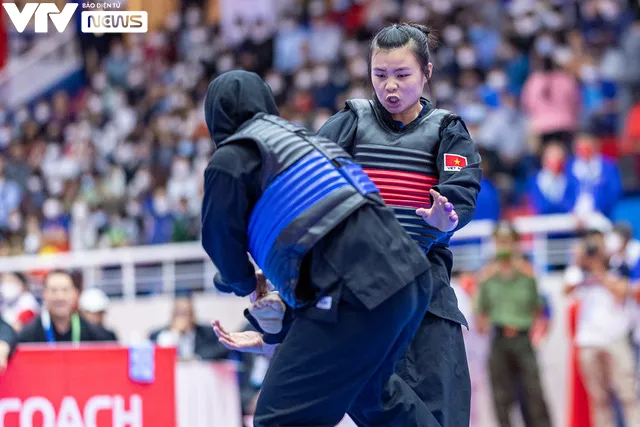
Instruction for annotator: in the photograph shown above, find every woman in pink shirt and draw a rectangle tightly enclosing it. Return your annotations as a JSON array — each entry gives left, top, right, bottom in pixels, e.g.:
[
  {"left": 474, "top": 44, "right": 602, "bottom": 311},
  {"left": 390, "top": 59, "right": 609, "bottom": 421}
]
[{"left": 522, "top": 57, "right": 581, "bottom": 146}]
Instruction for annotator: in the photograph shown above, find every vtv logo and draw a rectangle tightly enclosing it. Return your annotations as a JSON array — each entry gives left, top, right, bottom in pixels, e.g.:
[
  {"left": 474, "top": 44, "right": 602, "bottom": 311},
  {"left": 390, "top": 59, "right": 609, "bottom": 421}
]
[{"left": 2, "top": 3, "right": 78, "bottom": 33}]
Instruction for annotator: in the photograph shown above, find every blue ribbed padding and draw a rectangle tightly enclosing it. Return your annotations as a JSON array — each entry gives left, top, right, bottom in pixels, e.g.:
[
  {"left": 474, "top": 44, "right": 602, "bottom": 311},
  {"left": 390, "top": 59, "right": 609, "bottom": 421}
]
[
  {"left": 248, "top": 150, "right": 349, "bottom": 267},
  {"left": 391, "top": 206, "right": 449, "bottom": 253},
  {"left": 337, "top": 158, "right": 379, "bottom": 195}
]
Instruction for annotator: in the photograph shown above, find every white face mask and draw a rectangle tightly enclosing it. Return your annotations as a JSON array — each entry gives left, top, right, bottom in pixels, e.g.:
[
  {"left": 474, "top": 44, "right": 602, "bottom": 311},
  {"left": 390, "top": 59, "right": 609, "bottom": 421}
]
[
  {"left": 443, "top": 26, "right": 463, "bottom": 47},
  {"left": 172, "top": 161, "right": 190, "bottom": 179},
  {"left": 348, "top": 58, "right": 368, "bottom": 79},
  {"left": 456, "top": 48, "right": 476, "bottom": 68},
  {"left": 128, "top": 69, "right": 145, "bottom": 87},
  {"left": 166, "top": 12, "right": 181, "bottom": 31},
  {"left": 35, "top": 103, "right": 51, "bottom": 124},
  {"left": 154, "top": 196, "right": 169, "bottom": 215},
  {"left": 515, "top": 16, "right": 540, "bottom": 36},
  {"left": 580, "top": 65, "right": 599, "bottom": 84},
  {"left": 433, "top": 81, "right": 454, "bottom": 100},
  {"left": 342, "top": 40, "right": 360, "bottom": 59},
  {"left": 487, "top": 72, "right": 508, "bottom": 91},
  {"left": 43, "top": 198, "right": 63, "bottom": 219},
  {"left": 552, "top": 47, "right": 573, "bottom": 67},
  {"left": 7, "top": 213, "right": 22, "bottom": 231},
  {"left": 0, "top": 282, "right": 22, "bottom": 302},
  {"left": 431, "top": 0, "right": 452, "bottom": 14},
  {"left": 92, "top": 73, "right": 108, "bottom": 91},
  {"left": 0, "top": 126, "right": 11, "bottom": 146},
  {"left": 15, "top": 108, "right": 29, "bottom": 124},
  {"left": 403, "top": 2, "right": 427, "bottom": 21},
  {"left": 313, "top": 66, "right": 330, "bottom": 87},
  {"left": 24, "top": 234, "right": 41, "bottom": 254},
  {"left": 294, "top": 71, "right": 313, "bottom": 90},
  {"left": 217, "top": 55, "right": 235, "bottom": 74},
  {"left": 535, "top": 36, "right": 556, "bottom": 56},
  {"left": 73, "top": 201, "right": 89, "bottom": 221},
  {"left": 605, "top": 233, "right": 623, "bottom": 255},
  {"left": 266, "top": 74, "right": 284, "bottom": 96}
]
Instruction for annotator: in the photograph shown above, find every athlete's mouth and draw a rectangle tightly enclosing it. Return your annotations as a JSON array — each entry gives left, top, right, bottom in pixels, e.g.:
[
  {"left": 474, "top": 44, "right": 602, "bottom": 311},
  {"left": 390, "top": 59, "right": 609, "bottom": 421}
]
[{"left": 386, "top": 95, "right": 400, "bottom": 105}]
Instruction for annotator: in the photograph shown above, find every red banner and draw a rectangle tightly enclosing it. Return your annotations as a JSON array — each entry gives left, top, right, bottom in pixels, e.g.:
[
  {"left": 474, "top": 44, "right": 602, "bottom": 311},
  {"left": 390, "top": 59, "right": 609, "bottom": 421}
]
[{"left": 0, "top": 345, "right": 177, "bottom": 427}]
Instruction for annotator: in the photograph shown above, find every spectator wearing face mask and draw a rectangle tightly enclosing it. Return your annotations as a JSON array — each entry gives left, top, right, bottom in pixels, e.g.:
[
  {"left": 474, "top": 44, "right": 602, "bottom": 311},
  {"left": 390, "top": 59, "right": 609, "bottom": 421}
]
[
  {"left": 0, "top": 272, "right": 39, "bottom": 332},
  {"left": 0, "top": 158, "right": 22, "bottom": 229},
  {"left": 564, "top": 235, "right": 639, "bottom": 427},
  {"left": 606, "top": 222, "right": 640, "bottom": 280},
  {"left": 475, "top": 222, "right": 552, "bottom": 427},
  {"left": 527, "top": 142, "right": 580, "bottom": 214},
  {"left": 569, "top": 131, "right": 622, "bottom": 218},
  {"left": 145, "top": 186, "right": 175, "bottom": 245}
]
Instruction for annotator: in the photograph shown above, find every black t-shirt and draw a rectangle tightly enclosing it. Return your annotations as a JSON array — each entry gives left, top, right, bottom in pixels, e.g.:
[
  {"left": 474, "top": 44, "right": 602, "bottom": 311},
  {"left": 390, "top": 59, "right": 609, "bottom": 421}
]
[{"left": 18, "top": 314, "right": 118, "bottom": 344}]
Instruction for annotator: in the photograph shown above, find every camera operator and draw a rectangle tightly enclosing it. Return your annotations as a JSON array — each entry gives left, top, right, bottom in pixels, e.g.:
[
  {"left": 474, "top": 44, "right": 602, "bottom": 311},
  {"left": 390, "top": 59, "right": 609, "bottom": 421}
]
[{"left": 564, "top": 234, "right": 639, "bottom": 427}]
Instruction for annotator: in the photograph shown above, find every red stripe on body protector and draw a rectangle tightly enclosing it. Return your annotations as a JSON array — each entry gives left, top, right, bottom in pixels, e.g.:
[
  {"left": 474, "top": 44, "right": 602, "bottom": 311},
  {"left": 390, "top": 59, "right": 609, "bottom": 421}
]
[
  {"left": 444, "top": 154, "right": 467, "bottom": 171},
  {"left": 362, "top": 168, "right": 438, "bottom": 209}
]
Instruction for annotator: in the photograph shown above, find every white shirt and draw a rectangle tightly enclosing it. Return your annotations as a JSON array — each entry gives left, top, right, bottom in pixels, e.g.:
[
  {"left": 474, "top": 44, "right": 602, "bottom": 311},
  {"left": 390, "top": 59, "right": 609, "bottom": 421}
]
[{"left": 565, "top": 266, "right": 631, "bottom": 347}]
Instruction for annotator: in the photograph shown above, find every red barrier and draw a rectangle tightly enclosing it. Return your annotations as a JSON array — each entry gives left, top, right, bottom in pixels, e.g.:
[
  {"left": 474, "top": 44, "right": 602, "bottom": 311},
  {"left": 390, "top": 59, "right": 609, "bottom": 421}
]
[
  {"left": 0, "top": 345, "right": 177, "bottom": 427},
  {"left": 567, "top": 301, "right": 591, "bottom": 427}
]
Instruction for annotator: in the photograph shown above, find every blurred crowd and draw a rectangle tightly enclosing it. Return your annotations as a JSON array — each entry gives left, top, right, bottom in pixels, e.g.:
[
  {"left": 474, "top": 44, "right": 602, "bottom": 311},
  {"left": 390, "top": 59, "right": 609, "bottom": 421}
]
[
  {"left": 2, "top": 1, "right": 640, "bottom": 425},
  {"left": 453, "top": 218, "right": 640, "bottom": 427},
  {"left": 0, "top": 0, "right": 639, "bottom": 259}
]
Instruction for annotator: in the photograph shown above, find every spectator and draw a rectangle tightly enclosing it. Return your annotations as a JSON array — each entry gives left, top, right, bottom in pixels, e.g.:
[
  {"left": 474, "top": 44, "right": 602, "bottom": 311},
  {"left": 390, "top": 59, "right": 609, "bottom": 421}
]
[
  {"left": 149, "top": 295, "right": 229, "bottom": 361},
  {"left": 78, "top": 287, "right": 118, "bottom": 341},
  {"left": 473, "top": 156, "right": 501, "bottom": 221},
  {"left": 0, "top": 317, "right": 17, "bottom": 371},
  {"left": 564, "top": 234, "right": 640, "bottom": 426},
  {"left": 478, "top": 92, "right": 530, "bottom": 172},
  {"left": 0, "top": 272, "right": 39, "bottom": 332},
  {"left": 475, "top": 222, "right": 552, "bottom": 427},
  {"left": 616, "top": 3, "right": 640, "bottom": 135},
  {"left": 18, "top": 270, "right": 116, "bottom": 343},
  {"left": 569, "top": 131, "right": 622, "bottom": 218},
  {"left": 606, "top": 221, "right": 640, "bottom": 280},
  {"left": 527, "top": 142, "right": 580, "bottom": 214},
  {"left": 522, "top": 56, "right": 581, "bottom": 146},
  {"left": 0, "top": 157, "right": 22, "bottom": 229}
]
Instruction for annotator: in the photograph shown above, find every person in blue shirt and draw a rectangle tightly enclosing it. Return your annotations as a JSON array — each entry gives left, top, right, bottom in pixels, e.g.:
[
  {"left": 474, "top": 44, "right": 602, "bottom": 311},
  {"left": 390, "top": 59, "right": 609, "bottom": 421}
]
[{"left": 527, "top": 142, "right": 580, "bottom": 215}]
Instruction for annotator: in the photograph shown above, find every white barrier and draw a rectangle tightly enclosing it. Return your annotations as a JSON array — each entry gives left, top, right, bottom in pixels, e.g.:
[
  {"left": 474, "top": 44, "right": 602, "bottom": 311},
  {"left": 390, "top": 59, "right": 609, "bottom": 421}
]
[
  {"left": 0, "top": 212, "right": 613, "bottom": 300},
  {"left": 177, "top": 360, "right": 243, "bottom": 427}
]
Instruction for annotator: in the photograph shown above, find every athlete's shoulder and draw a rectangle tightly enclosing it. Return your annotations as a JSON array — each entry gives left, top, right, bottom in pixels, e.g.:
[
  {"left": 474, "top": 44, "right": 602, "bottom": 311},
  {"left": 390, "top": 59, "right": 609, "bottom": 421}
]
[{"left": 345, "top": 98, "right": 374, "bottom": 112}]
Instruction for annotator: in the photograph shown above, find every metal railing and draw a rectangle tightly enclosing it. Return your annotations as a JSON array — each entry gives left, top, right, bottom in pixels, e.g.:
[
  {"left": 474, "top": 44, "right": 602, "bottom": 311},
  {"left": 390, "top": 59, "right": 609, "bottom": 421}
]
[
  {"left": 0, "top": 213, "right": 613, "bottom": 299},
  {"left": 0, "top": 28, "right": 81, "bottom": 108}
]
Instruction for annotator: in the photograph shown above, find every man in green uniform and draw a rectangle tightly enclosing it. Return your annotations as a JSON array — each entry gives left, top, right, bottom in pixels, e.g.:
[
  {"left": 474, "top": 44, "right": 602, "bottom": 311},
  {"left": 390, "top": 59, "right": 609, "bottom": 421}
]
[{"left": 475, "top": 221, "right": 552, "bottom": 427}]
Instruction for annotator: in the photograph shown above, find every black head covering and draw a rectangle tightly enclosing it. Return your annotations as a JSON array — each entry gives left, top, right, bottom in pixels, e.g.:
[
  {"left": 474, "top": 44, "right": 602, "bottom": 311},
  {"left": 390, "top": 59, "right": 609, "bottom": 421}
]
[{"left": 204, "top": 70, "right": 279, "bottom": 144}]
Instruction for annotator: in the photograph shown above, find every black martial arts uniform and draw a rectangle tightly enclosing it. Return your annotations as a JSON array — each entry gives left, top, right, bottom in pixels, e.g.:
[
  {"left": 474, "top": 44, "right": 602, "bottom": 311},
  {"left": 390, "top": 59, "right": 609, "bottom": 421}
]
[
  {"left": 0, "top": 317, "right": 18, "bottom": 357},
  {"left": 316, "top": 98, "right": 482, "bottom": 427},
  {"left": 201, "top": 70, "right": 438, "bottom": 427}
]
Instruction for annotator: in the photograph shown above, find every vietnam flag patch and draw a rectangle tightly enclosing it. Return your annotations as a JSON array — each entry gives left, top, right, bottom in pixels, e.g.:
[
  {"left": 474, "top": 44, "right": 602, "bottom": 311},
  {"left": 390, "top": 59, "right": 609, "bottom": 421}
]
[{"left": 444, "top": 154, "right": 467, "bottom": 171}]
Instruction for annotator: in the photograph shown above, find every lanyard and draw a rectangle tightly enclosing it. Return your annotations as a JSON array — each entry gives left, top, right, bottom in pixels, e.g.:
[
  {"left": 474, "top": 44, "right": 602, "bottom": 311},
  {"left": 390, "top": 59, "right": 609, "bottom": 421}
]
[{"left": 42, "top": 311, "right": 81, "bottom": 344}]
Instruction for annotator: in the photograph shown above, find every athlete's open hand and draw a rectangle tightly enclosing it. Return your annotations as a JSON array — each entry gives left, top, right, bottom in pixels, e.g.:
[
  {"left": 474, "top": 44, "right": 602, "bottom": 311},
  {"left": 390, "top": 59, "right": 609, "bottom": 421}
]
[
  {"left": 416, "top": 189, "right": 459, "bottom": 232},
  {"left": 212, "top": 320, "right": 272, "bottom": 354}
]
